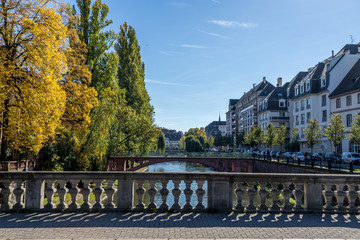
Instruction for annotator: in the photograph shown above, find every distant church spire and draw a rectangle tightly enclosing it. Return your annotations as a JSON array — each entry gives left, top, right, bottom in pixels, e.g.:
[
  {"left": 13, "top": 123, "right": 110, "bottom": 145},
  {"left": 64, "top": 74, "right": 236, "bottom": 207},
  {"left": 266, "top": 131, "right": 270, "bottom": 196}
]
[{"left": 219, "top": 112, "right": 221, "bottom": 121}]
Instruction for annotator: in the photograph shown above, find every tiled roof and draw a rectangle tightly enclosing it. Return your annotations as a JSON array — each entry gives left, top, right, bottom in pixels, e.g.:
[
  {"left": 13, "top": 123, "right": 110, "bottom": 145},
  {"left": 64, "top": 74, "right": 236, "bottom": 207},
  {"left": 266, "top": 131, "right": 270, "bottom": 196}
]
[{"left": 329, "top": 58, "right": 360, "bottom": 98}]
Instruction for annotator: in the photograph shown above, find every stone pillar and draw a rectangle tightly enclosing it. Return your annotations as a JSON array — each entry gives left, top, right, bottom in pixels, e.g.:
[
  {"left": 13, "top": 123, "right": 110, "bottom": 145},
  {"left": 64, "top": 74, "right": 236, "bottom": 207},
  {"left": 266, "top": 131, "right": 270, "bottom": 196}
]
[
  {"left": 208, "top": 178, "right": 232, "bottom": 211},
  {"left": 304, "top": 181, "right": 323, "bottom": 212},
  {"left": 25, "top": 179, "right": 44, "bottom": 210},
  {"left": 117, "top": 179, "right": 133, "bottom": 210}
]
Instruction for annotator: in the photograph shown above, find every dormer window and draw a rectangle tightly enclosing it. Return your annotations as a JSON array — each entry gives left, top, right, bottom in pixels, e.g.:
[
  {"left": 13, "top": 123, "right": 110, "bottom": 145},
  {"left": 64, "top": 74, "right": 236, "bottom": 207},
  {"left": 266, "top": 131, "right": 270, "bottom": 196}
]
[
  {"left": 295, "top": 86, "right": 299, "bottom": 96},
  {"left": 279, "top": 99, "right": 285, "bottom": 108},
  {"left": 287, "top": 88, "right": 290, "bottom": 97},
  {"left": 321, "top": 76, "right": 326, "bottom": 87},
  {"left": 306, "top": 81, "right": 310, "bottom": 91},
  {"left": 326, "top": 63, "right": 331, "bottom": 72},
  {"left": 300, "top": 83, "right": 304, "bottom": 94}
]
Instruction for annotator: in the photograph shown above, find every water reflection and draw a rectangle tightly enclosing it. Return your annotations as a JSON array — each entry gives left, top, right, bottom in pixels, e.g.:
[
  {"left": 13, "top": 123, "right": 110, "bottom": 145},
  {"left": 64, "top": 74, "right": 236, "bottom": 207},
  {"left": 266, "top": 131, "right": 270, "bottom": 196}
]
[{"left": 138, "top": 161, "right": 217, "bottom": 209}]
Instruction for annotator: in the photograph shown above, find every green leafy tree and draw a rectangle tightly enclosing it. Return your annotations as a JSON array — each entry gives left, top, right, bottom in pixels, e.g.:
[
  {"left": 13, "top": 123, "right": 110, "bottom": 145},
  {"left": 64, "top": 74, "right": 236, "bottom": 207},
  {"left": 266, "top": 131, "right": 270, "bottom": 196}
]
[
  {"left": 275, "top": 124, "right": 287, "bottom": 152},
  {"left": 244, "top": 126, "right": 257, "bottom": 148},
  {"left": 208, "top": 136, "right": 214, "bottom": 148},
  {"left": 264, "top": 123, "right": 276, "bottom": 150},
  {"left": 178, "top": 136, "right": 186, "bottom": 150},
  {"left": 115, "top": 22, "right": 153, "bottom": 116},
  {"left": 324, "top": 114, "right": 346, "bottom": 153},
  {"left": 349, "top": 114, "right": 360, "bottom": 151},
  {"left": 157, "top": 131, "right": 166, "bottom": 153},
  {"left": 185, "top": 136, "right": 203, "bottom": 152},
  {"left": 254, "top": 126, "right": 265, "bottom": 148},
  {"left": 304, "top": 118, "right": 322, "bottom": 154}
]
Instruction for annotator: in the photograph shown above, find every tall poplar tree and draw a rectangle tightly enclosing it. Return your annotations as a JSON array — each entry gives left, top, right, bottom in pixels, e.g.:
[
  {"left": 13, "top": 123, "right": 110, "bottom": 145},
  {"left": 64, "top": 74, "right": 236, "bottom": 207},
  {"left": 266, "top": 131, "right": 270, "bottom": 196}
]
[
  {"left": 115, "top": 22, "right": 154, "bottom": 116},
  {"left": 264, "top": 123, "right": 276, "bottom": 150}
]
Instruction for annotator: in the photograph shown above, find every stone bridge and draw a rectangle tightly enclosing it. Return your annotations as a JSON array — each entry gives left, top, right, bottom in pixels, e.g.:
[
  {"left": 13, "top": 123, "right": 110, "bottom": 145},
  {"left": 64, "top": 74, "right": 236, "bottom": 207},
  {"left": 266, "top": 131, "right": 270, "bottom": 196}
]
[{"left": 107, "top": 156, "right": 253, "bottom": 172}]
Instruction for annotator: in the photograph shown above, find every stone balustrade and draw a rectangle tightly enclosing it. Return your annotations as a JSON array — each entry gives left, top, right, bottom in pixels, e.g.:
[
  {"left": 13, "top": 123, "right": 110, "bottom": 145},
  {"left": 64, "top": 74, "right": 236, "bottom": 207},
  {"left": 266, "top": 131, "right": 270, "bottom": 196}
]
[{"left": 0, "top": 172, "right": 359, "bottom": 214}]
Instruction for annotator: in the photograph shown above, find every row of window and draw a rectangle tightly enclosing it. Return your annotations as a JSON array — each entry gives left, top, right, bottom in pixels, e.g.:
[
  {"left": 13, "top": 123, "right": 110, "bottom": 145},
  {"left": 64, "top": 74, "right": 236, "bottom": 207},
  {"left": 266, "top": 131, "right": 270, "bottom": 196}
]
[
  {"left": 295, "top": 98, "right": 312, "bottom": 112},
  {"left": 295, "top": 81, "right": 311, "bottom": 96},
  {"left": 336, "top": 94, "right": 360, "bottom": 108},
  {"left": 295, "top": 112, "right": 312, "bottom": 126}
]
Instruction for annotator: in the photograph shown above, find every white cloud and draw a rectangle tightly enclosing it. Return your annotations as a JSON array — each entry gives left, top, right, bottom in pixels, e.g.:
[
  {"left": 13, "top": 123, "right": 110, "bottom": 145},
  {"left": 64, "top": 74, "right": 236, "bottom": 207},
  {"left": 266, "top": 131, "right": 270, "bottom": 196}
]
[
  {"left": 159, "top": 50, "right": 182, "bottom": 56},
  {"left": 209, "top": 20, "right": 258, "bottom": 28},
  {"left": 198, "top": 29, "right": 229, "bottom": 39},
  {"left": 145, "top": 79, "right": 190, "bottom": 87},
  {"left": 211, "top": 0, "right": 221, "bottom": 3},
  {"left": 180, "top": 44, "right": 208, "bottom": 49}
]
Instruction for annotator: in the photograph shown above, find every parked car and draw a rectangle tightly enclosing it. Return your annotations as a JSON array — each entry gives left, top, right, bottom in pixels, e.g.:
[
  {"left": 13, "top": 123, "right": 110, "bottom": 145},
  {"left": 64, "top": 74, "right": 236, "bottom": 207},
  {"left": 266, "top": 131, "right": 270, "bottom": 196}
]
[
  {"left": 342, "top": 152, "right": 360, "bottom": 164},
  {"left": 270, "top": 151, "right": 277, "bottom": 158},
  {"left": 325, "top": 152, "right": 342, "bottom": 163},
  {"left": 293, "top": 152, "right": 305, "bottom": 161},
  {"left": 283, "top": 152, "right": 293, "bottom": 159},
  {"left": 311, "top": 153, "right": 324, "bottom": 161}
]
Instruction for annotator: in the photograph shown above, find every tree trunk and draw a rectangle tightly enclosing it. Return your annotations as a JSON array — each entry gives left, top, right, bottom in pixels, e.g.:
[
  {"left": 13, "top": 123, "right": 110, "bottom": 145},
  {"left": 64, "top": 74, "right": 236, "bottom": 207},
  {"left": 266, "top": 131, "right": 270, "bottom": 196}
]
[{"left": 0, "top": 99, "right": 9, "bottom": 162}]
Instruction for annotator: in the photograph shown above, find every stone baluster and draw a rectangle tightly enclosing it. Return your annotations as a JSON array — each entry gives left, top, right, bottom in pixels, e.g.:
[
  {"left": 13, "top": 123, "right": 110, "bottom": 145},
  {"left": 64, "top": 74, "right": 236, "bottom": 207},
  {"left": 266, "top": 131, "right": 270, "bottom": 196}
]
[
  {"left": 159, "top": 180, "right": 169, "bottom": 212},
  {"left": 0, "top": 180, "right": 12, "bottom": 211},
  {"left": 104, "top": 180, "right": 115, "bottom": 209},
  {"left": 170, "top": 180, "right": 181, "bottom": 212},
  {"left": 134, "top": 180, "right": 145, "bottom": 211},
  {"left": 246, "top": 181, "right": 257, "bottom": 212},
  {"left": 195, "top": 180, "right": 205, "bottom": 211},
  {"left": 258, "top": 182, "right": 268, "bottom": 212},
  {"left": 336, "top": 184, "right": 346, "bottom": 213},
  {"left": 44, "top": 180, "right": 55, "bottom": 210},
  {"left": 234, "top": 182, "right": 244, "bottom": 212},
  {"left": 348, "top": 183, "right": 358, "bottom": 214},
  {"left": 271, "top": 182, "right": 280, "bottom": 212},
  {"left": 294, "top": 182, "right": 304, "bottom": 212},
  {"left": 56, "top": 180, "right": 67, "bottom": 210},
  {"left": 92, "top": 179, "right": 104, "bottom": 211},
  {"left": 12, "top": 179, "right": 24, "bottom": 211},
  {"left": 80, "top": 180, "right": 91, "bottom": 211},
  {"left": 183, "top": 179, "right": 193, "bottom": 211},
  {"left": 282, "top": 182, "right": 293, "bottom": 212},
  {"left": 68, "top": 180, "right": 79, "bottom": 211},
  {"left": 324, "top": 183, "right": 335, "bottom": 213},
  {"left": 147, "top": 180, "right": 157, "bottom": 211}
]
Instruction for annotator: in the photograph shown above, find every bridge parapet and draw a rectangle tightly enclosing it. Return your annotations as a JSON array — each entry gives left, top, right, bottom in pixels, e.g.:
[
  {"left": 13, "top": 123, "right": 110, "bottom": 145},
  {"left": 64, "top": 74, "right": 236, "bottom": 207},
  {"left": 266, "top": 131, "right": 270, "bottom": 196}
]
[{"left": 0, "top": 172, "right": 359, "bottom": 214}]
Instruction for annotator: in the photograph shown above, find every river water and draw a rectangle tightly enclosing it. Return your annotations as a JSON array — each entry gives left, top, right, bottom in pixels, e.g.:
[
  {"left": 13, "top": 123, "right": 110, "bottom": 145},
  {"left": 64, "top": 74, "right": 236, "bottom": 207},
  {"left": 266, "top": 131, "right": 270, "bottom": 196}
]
[{"left": 139, "top": 161, "right": 218, "bottom": 209}]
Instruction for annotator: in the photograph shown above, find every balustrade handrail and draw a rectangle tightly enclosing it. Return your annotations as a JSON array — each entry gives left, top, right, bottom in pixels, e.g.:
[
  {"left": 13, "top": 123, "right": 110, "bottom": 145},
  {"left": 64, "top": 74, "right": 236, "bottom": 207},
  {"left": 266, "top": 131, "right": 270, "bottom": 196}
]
[{"left": 1, "top": 172, "right": 360, "bottom": 214}]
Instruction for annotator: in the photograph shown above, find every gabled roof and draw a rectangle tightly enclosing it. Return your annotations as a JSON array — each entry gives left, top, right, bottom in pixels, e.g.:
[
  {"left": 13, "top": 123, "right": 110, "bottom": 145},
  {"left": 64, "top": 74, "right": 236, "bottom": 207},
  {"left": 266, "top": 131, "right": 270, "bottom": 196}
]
[
  {"left": 237, "top": 79, "right": 275, "bottom": 104},
  {"left": 335, "top": 44, "right": 360, "bottom": 57},
  {"left": 287, "top": 72, "right": 308, "bottom": 98},
  {"left": 259, "top": 83, "right": 289, "bottom": 112},
  {"left": 229, "top": 99, "right": 239, "bottom": 106},
  {"left": 329, "top": 58, "right": 360, "bottom": 98}
]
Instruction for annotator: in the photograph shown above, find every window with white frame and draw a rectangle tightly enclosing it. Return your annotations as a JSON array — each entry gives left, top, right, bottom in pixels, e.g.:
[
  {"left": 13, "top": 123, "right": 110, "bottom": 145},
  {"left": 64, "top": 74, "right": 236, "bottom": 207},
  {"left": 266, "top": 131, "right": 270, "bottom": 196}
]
[
  {"left": 295, "top": 102, "right": 299, "bottom": 112},
  {"left": 295, "top": 86, "right": 299, "bottom": 96},
  {"left": 306, "top": 112, "right": 311, "bottom": 123},
  {"left": 336, "top": 98, "right": 341, "bottom": 108},
  {"left": 321, "top": 76, "right": 326, "bottom": 87},
  {"left": 279, "top": 99, "right": 285, "bottom": 108},
  {"left": 346, "top": 95, "right": 352, "bottom": 106},
  {"left": 306, "top": 98, "right": 311, "bottom": 109},
  {"left": 300, "top": 84, "right": 304, "bottom": 94},
  {"left": 306, "top": 81, "right": 310, "bottom": 91},
  {"left": 321, "top": 95, "right": 326, "bottom": 107},
  {"left": 347, "top": 114, "right": 352, "bottom": 127}
]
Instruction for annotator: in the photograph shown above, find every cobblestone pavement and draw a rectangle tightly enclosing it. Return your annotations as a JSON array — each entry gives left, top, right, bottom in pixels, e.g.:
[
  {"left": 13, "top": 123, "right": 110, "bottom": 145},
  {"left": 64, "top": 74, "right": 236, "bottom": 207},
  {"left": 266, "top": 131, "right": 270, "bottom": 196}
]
[{"left": 0, "top": 212, "right": 360, "bottom": 239}]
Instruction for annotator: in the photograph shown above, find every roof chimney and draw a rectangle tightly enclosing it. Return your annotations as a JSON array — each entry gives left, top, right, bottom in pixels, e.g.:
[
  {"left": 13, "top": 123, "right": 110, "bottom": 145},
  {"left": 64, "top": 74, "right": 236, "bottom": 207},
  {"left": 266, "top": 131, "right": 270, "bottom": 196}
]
[
  {"left": 332, "top": 50, "right": 334, "bottom": 57},
  {"left": 253, "top": 83, "right": 256, "bottom": 88},
  {"left": 263, "top": 76, "right": 266, "bottom": 83},
  {"left": 277, "top": 77, "right": 282, "bottom": 87}
]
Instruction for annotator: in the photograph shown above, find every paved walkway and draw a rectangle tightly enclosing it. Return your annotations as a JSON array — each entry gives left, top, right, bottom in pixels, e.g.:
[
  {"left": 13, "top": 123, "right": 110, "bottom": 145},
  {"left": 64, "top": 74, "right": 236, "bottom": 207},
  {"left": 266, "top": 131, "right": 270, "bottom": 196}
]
[{"left": 0, "top": 212, "right": 360, "bottom": 239}]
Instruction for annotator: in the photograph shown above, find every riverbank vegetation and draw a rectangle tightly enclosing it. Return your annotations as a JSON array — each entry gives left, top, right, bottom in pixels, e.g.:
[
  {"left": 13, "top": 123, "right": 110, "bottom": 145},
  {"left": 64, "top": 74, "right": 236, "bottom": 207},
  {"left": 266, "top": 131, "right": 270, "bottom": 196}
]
[{"left": 0, "top": 0, "right": 159, "bottom": 171}]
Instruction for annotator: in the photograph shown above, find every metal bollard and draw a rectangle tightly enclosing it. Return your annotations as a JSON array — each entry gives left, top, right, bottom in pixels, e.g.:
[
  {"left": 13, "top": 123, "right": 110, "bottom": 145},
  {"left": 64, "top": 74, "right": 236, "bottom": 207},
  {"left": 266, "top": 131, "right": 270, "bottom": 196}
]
[
  {"left": 311, "top": 158, "right": 314, "bottom": 167},
  {"left": 286, "top": 157, "right": 289, "bottom": 164},
  {"left": 328, "top": 160, "right": 331, "bottom": 170},
  {"left": 350, "top": 161, "right": 354, "bottom": 173}
]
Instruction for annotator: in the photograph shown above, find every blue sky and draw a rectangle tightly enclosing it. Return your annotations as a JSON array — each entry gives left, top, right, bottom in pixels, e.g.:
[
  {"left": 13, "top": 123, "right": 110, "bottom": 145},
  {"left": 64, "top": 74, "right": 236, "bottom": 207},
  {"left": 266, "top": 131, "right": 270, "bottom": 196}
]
[{"left": 66, "top": 0, "right": 360, "bottom": 133}]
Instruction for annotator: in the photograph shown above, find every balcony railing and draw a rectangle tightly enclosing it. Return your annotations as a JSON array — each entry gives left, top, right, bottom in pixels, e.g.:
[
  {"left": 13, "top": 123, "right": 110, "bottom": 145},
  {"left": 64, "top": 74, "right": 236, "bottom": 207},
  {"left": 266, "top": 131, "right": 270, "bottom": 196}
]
[
  {"left": 270, "top": 116, "right": 290, "bottom": 121},
  {"left": 1, "top": 172, "right": 359, "bottom": 214}
]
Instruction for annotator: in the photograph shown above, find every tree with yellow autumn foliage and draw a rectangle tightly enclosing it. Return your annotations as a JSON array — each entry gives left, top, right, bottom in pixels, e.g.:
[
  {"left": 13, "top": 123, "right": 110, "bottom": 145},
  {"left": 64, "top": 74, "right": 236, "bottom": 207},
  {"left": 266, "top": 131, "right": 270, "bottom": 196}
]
[{"left": 0, "top": 0, "right": 69, "bottom": 161}]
